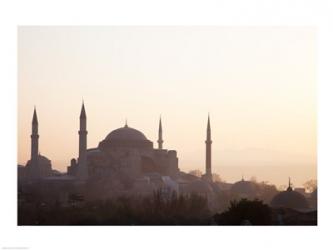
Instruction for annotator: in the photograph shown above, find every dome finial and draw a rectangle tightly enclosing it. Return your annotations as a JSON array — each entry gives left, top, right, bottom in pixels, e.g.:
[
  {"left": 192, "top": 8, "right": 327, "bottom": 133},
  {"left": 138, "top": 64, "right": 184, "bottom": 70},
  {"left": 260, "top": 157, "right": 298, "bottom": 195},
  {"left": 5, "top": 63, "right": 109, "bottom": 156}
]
[
  {"left": 242, "top": 174, "right": 244, "bottom": 181},
  {"left": 125, "top": 118, "right": 128, "bottom": 128}
]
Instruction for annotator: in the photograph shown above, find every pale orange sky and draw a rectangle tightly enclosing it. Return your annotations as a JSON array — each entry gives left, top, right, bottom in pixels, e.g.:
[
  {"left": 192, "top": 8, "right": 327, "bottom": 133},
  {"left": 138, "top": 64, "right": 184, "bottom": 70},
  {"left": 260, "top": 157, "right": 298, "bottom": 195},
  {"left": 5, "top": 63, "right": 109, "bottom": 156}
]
[{"left": 17, "top": 26, "right": 316, "bottom": 187}]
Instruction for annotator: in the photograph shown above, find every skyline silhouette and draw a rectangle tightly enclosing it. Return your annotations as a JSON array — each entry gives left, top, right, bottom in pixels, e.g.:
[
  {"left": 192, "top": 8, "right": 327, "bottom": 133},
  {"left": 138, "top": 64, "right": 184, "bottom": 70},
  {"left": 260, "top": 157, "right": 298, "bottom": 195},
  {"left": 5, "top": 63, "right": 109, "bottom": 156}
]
[{"left": 18, "top": 103, "right": 317, "bottom": 226}]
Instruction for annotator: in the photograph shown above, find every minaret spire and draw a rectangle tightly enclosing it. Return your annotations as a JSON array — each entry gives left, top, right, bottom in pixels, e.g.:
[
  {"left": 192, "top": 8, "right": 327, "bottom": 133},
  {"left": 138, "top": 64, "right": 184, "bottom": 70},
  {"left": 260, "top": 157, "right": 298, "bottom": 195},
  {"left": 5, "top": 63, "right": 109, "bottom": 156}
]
[
  {"left": 32, "top": 106, "right": 38, "bottom": 125},
  {"left": 78, "top": 102, "right": 88, "bottom": 180},
  {"left": 31, "top": 107, "right": 39, "bottom": 163},
  {"left": 80, "top": 100, "right": 86, "bottom": 119},
  {"left": 30, "top": 106, "right": 40, "bottom": 178},
  {"left": 158, "top": 115, "right": 163, "bottom": 149},
  {"left": 205, "top": 114, "right": 212, "bottom": 181}
]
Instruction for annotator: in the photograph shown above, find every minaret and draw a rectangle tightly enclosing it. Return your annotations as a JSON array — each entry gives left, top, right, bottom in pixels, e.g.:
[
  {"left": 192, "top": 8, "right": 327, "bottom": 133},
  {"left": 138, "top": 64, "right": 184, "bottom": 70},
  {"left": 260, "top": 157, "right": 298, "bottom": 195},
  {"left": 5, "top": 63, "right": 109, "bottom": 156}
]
[
  {"left": 78, "top": 102, "right": 88, "bottom": 180},
  {"left": 287, "top": 177, "right": 292, "bottom": 191},
  {"left": 205, "top": 114, "right": 212, "bottom": 180},
  {"left": 158, "top": 116, "right": 163, "bottom": 149},
  {"left": 31, "top": 107, "right": 39, "bottom": 165}
]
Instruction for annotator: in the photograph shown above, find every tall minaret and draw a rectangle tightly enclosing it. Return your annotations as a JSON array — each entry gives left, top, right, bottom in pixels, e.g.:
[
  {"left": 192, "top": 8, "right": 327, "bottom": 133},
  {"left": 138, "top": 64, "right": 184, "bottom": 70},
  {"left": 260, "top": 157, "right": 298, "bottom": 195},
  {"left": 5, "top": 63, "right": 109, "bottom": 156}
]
[
  {"left": 158, "top": 116, "right": 163, "bottom": 149},
  {"left": 287, "top": 177, "right": 292, "bottom": 191},
  {"left": 205, "top": 114, "right": 212, "bottom": 180},
  {"left": 31, "top": 107, "right": 39, "bottom": 165},
  {"left": 78, "top": 101, "right": 88, "bottom": 180}
]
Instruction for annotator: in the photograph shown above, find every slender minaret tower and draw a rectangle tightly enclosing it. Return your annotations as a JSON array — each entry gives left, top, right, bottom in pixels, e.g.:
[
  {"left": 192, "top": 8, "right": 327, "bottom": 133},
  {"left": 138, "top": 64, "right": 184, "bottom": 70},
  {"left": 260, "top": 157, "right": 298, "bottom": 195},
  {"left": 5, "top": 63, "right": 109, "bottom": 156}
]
[
  {"left": 287, "top": 177, "right": 292, "bottom": 191},
  {"left": 78, "top": 102, "right": 88, "bottom": 180},
  {"left": 158, "top": 116, "right": 163, "bottom": 149},
  {"left": 31, "top": 107, "right": 39, "bottom": 166},
  {"left": 205, "top": 114, "right": 212, "bottom": 180}
]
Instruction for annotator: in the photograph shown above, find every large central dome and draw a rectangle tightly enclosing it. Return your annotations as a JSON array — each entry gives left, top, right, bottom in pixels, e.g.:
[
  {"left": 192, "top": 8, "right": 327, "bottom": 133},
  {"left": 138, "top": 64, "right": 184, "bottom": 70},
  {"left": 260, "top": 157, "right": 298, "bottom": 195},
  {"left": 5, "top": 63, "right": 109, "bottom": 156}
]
[
  {"left": 99, "top": 124, "right": 153, "bottom": 150},
  {"left": 105, "top": 125, "right": 148, "bottom": 141}
]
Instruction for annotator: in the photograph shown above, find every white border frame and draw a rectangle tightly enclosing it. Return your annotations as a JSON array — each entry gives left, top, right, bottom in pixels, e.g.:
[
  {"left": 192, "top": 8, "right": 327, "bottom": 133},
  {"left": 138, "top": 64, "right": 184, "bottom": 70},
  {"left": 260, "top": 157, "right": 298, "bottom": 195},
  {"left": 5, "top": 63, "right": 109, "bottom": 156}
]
[{"left": 1, "top": 1, "right": 332, "bottom": 250}]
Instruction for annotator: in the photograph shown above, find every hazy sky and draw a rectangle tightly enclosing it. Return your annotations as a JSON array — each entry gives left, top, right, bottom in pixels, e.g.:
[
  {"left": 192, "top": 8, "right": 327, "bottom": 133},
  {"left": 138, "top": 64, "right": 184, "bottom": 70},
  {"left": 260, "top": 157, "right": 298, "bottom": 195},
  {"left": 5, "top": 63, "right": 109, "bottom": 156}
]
[{"left": 18, "top": 26, "right": 316, "bottom": 187}]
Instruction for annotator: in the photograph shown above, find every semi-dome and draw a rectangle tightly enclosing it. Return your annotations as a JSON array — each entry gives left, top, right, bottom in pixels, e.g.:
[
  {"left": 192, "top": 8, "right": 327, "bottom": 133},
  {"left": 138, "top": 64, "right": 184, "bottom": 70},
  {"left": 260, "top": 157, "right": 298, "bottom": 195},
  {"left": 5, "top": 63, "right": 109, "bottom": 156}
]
[
  {"left": 86, "top": 148, "right": 102, "bottom": 156},
  {"left": 37, "top": 154, "right": 51, "bottom": 163},
  {"left": 271, "top": 189, "right": 309, "bottom": 210},
  {"left": 105, "top": 125, "right": 148, "bottom": 142},
  {"left": 185, "top": 180, "right": 213, "bottom": 194}
]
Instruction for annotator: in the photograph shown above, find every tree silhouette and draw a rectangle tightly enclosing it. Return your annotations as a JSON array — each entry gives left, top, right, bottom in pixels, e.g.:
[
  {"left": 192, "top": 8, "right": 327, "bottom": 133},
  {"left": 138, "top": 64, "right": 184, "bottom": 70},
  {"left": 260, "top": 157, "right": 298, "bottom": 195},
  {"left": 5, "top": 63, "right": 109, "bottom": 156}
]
[
  {"left": 213, "top": 198, "right": 272, "bottom": 225},
  {"left": 303, "top": 179, "right": 317, "bottom": 193},
  {"left": 18, "top": 190, "right": 211, "bottom": 225}
]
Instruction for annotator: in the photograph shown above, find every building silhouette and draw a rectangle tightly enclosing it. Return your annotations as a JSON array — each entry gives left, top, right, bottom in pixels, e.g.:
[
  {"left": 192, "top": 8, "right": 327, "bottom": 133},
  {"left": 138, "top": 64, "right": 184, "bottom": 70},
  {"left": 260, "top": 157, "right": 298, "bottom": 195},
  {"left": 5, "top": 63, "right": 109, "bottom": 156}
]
[
  {"left": 18, "top": 103, "right": 317, "bottom": 225},
  {"left": 20, "top": 103, "right": 219, "bottom": 201},
  {"left": 67, "top": 103, "right": 180, "bottom": 187}
]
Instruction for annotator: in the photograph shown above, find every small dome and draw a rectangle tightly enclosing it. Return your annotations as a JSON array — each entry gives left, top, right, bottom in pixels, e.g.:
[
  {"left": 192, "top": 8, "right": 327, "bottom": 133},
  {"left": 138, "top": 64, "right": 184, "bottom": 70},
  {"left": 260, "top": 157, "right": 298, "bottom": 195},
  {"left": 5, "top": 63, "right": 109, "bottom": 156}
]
[
  {"left": 271, "top": 190, "right": 309, "bottom": 210},
  {"left": 26, "top": 154, "right": 50, "bottom": 166},
  {"left": 230, "top": 180, "right": 258, "bottom": 197},
  {"left": 37, "top": 154, "right": 51, "bottom": 164},
  {"left": 25, "top": 154, "right": 52, "bottom": 177},
  {"left": 105, "top": 126, "right": 148, "bottom": 142}
]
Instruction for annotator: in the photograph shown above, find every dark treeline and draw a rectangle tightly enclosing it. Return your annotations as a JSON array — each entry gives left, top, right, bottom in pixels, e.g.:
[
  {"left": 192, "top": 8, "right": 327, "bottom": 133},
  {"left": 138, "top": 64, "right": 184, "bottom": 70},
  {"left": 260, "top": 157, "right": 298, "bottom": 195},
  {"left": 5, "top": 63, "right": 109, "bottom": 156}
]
[
  {"left": 18, "top": 191, "right": 211, "bottom": 225},
  {"left": 18, "top": 192, "right": 316, "bottom": 225}
]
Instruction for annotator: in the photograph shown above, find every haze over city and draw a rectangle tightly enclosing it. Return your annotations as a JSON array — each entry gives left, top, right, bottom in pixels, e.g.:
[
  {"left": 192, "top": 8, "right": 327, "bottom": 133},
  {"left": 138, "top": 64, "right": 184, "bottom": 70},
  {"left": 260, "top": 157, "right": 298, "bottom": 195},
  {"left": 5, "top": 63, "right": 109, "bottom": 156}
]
[{"left": 18, "top": 26, "right": 316, "bottom": 187}]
